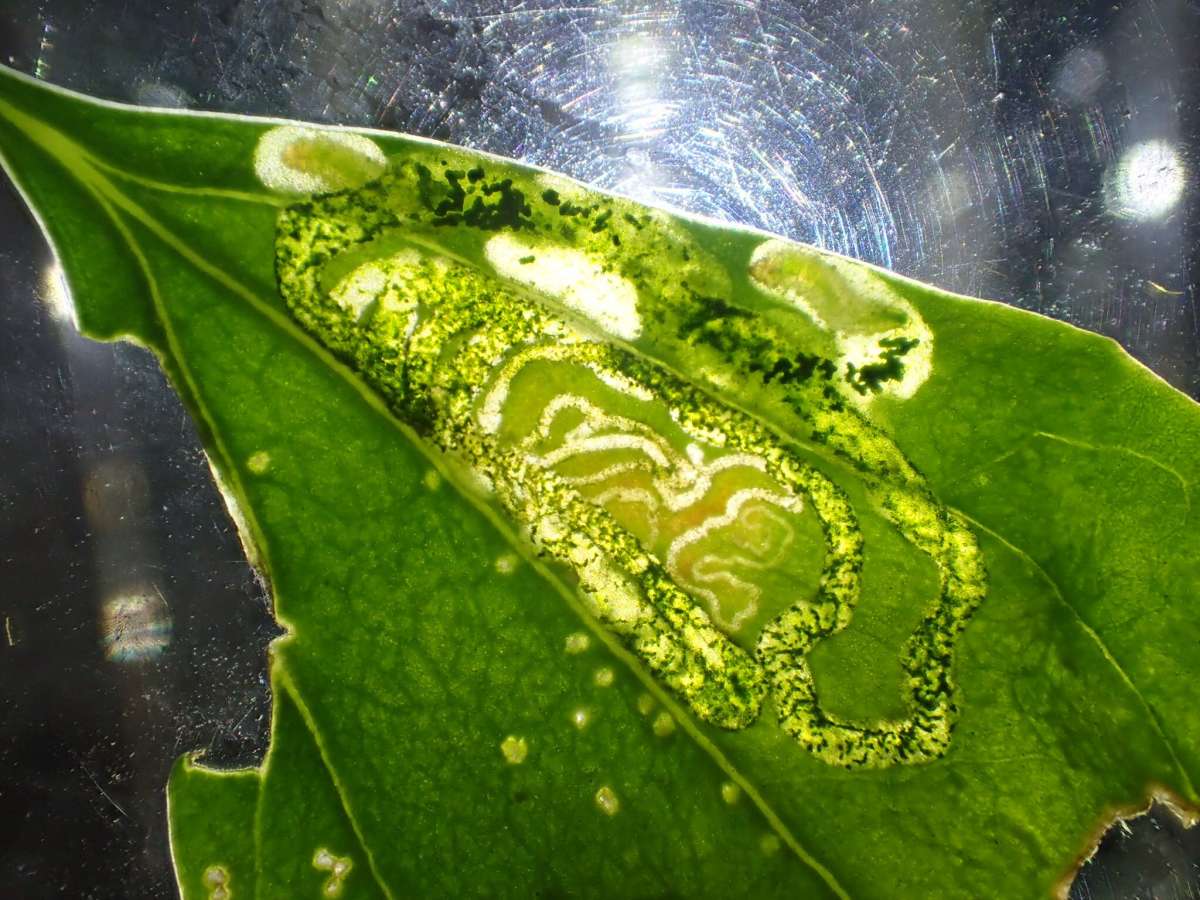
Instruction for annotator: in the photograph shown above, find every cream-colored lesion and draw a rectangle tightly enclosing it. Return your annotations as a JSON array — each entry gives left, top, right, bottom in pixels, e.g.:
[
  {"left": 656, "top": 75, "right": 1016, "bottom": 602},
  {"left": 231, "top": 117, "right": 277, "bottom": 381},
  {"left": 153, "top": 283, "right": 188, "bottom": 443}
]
[
  {"left": 253, "top": 125, "right": 386, "bottom": 195},
  {"left": 749, "top": 238, "right": 933, "bottom": 404},
  {"left": 328, "top": 249, "right": 422, "bottom": 328},
  {"left": 202, "top": 864, "right": 231, "bottom": 900},
  {"left": 312, "top": 847, "right": 353, "bottom": 898},
  {"left": 485, "top": 232, "right": 643, "bottom": 341}
]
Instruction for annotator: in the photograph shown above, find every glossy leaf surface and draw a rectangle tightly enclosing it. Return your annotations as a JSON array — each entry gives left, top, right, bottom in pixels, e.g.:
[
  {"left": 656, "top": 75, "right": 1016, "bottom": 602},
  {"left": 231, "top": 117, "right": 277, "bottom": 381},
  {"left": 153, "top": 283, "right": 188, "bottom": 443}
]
[{"left": 1, "top": 64, "right": 1196, "bottom": 899}]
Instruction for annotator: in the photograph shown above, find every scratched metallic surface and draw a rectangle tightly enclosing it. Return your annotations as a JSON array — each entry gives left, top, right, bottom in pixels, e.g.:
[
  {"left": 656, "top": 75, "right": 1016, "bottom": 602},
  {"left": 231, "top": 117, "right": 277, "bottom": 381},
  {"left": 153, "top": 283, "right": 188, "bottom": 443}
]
[{"left": 0, "top": 1, "right": 1197, "bottom": 897}]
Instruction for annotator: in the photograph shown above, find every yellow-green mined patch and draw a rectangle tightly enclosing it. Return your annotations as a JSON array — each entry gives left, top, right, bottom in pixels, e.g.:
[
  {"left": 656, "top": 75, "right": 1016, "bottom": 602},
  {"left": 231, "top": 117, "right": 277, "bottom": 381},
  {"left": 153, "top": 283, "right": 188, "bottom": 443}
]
[
  {"left": 564, "top": 631, "right": 590, "bottom": 655},
  {"left": 246, "top": 450, "right": 271, "bottom": 474},
  {"left": 720, "top": 782, "right": 741, "bottom": 805},
  {"left": 652, "top": 711, "right": 676, "bottom": 738},
  {"left": 594, "top": 785, "right": 620, "bottom": 816},
  {"left": 275, "top": 171, "right": 989, "bottom": 766},
  {"left": 499, "top": 735, "right": 528, "bottom": 765}
]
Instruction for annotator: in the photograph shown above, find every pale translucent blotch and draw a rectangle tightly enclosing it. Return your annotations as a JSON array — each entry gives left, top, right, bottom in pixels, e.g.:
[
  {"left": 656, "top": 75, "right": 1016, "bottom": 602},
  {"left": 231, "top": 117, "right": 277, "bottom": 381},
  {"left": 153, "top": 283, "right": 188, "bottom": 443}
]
[
  {"left": 760, "top": 834, "right": 782, "bottom": 856},
  {"left": 593, "top": 666, "right": 615, "bottom": 688},
  {"left": 720, "top": 781, "right": 741, "bottom": 805},
  {"left": 494, "top": 553, "right": 519, "bottom": 575},
  {"left": 571, "top": 708, "right": 591, "bottom": 730},
  {"left": 652, "top": 710, "right": 676, "bottom": 737},
  {"left": 253, "top": 125, "right": 386, "bottom": 195},
  {"left": 202, "top": 865, "right": 230, "bottom": 900},
  {"left": 564, "top": 631, "right": 591, "bottom": 654},
  {"left": 312, "top": 847, "right": 353, "bottom": 898},
  {"left": 500, "top": 735, "right": 528, "bottom": 765},
  {"left": 246, "top": 451, "right": 271, "bottom": 475},
  {"left": 594, "top": 785, "right": 620, "bottom": 816},
  {"left": 485, "top": 233, "right": 643, "bottom": 341}
]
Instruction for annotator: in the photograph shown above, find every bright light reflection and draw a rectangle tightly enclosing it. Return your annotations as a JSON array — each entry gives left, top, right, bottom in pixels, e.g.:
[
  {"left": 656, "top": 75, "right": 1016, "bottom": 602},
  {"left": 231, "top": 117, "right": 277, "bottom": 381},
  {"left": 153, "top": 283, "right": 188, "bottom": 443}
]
[
  {"left": 611, "top": 34, "right": 673, "bottom": 135},
  {"left": 39, "top": 261, "right": 76, "bottom": 325},
  {"left": 1107, "top": 139, "right": 1186, "bottom": 221},
  {"left": 101, "top": 590, "right": 172, "bottom": 662}
]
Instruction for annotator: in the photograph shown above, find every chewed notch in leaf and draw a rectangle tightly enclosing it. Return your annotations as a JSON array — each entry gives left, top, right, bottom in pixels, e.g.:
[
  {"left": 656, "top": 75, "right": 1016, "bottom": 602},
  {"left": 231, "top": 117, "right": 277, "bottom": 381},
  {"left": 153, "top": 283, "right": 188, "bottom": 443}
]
[{"left": 274, "top": 147, "right": 987, "bottom": 768}]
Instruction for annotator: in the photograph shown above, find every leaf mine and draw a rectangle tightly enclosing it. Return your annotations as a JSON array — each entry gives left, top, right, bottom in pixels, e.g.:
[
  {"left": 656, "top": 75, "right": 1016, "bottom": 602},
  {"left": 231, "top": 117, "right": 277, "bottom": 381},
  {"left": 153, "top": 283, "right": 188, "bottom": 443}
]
[{"left": 275, "top": 155, "right": 988, "bottom": 768}]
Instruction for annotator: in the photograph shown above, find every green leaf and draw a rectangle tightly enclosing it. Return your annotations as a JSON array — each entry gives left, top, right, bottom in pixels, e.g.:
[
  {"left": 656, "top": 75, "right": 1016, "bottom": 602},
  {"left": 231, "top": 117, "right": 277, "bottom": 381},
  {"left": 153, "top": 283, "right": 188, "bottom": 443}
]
[
  {"left": 255, "top": 672, "right": 387, "bottom": 900},
  {"left": 167, "top": 759, "right": 258, "bottom": 900},
  {"left": 2, "top": 63, "right": 1197, "bottom": 898}
]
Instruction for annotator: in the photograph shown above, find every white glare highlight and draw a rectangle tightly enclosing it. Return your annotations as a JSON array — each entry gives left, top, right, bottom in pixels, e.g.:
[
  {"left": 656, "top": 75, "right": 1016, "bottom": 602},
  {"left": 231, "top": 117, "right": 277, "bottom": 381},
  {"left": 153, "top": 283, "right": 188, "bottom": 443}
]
[
  {"left": 1108, "top": 140, "right": 1186, "bottom": 221},
  {"left": 39, "top": 262, "right": 76, "bottom": 325}
]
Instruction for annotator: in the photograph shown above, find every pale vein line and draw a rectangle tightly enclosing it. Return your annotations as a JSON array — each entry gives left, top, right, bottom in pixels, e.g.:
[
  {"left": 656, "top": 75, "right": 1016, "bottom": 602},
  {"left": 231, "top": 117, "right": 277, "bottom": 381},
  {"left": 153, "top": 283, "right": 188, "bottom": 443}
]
[
  {"left": 0, "top": 96, "right": 851, "bottom": 898},
  {"left": 86, "top": 152, "right": 291, "bottom": 207},
  {"left": 1032, "top": 430, "right": 1192, "bottom": 515},
  {"left": 113, "top": 197, "right": 398, "bottom": 898},
  {"left": 272, "top": 659, "right": 396, "bottom": 900},
  {"left": 957, "top": 430, "right": 1192, "bottom": 519},
  {"left": 960, "top": 511, "right": 1197, "bottom": 801}
]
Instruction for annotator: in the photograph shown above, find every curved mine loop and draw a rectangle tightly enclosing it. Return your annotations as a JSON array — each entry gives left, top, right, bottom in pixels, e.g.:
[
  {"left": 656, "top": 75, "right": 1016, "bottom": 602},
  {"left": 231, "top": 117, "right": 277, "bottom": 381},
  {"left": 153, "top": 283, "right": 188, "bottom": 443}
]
[
  {"left": 273, "top": 159, "right": 989, "bottom": 768},
  {"left": 604, "top": 345, "right": 988, "bottom": 768},
  {"left": 278, "top": 226, "right": 769, "bottom": 730},
  {"left": 425, "top": 336, "right": 770, "bottom": 730},
  {"left": 479, "top": 444, "right": 768, "bottom": 730}
]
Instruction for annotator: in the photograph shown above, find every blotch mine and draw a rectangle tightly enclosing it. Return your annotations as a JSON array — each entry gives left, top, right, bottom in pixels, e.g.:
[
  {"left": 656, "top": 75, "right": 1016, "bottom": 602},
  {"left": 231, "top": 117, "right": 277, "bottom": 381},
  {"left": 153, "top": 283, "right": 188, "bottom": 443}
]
[
  {"left": 274, "top": 154, "right": 988, "bottom": 770},
  {"left": 254, "top": 125, "right": 385, "bottom": 195}
]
